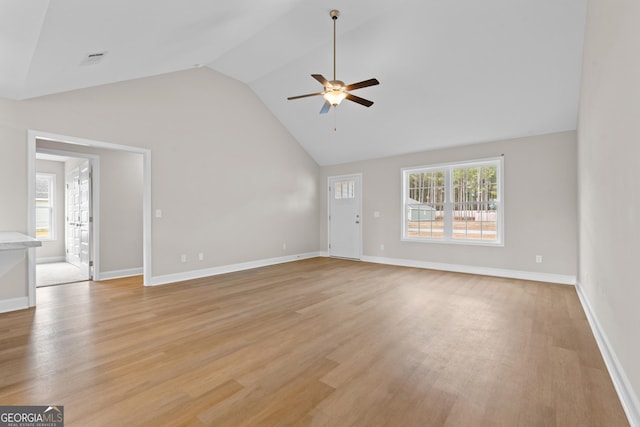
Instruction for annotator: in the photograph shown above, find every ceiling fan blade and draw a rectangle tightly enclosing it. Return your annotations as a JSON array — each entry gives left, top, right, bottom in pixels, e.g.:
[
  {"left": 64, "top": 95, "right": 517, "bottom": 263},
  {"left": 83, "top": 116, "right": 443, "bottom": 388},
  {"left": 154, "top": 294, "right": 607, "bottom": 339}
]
[
  {"left": 287, "top": 92, "right": 323, "bottom": 100},
  {"left": 311, "top": 74, "right": 330, "bottom": 87},
  {"left": 345, "top": 93, "right": 374, "bottom": 107},
  {"left": 319, "top": 100, "right": 332, "bottom": 114},
  {"left": 344, "top": 78, "right": 380, "bottom": 91}
]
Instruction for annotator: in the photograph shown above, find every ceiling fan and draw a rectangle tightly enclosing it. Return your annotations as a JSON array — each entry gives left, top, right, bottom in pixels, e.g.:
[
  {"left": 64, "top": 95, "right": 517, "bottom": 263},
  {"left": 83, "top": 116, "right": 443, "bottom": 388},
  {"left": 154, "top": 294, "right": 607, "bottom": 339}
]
[{"left": 287, "top": 9, "right": 380, "bottom": 114}]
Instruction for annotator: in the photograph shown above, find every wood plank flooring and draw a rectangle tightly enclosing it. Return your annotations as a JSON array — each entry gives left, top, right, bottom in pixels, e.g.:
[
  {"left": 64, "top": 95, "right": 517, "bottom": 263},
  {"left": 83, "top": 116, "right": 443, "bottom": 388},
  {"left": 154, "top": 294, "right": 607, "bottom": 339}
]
[{"left": 0, "top": 258, "right": 629, "bottom": 426}]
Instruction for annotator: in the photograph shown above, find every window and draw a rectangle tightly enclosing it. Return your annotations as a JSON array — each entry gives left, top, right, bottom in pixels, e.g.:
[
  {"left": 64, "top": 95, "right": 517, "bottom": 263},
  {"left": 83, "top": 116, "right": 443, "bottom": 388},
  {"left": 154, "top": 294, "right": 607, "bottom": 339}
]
[
  {"left": 36, "top": 173, "right": 56, "bottom": 240},
  {"left": 402, "top": 157, "right": 503, "bottom": 245},
  {"left": 334, "top": 180, "right": 355, "bottom": 199}
]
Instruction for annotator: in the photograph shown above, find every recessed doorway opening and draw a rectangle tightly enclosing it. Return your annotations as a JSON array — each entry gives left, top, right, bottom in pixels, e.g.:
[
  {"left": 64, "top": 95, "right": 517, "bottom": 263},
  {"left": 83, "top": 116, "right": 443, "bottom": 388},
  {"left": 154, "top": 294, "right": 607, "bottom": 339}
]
[
  {"left": 35, "top": 151, "right": 96, "bottom": 287},
  {"left": 27, "top": 130, "right": 152, "bottom": 307}
]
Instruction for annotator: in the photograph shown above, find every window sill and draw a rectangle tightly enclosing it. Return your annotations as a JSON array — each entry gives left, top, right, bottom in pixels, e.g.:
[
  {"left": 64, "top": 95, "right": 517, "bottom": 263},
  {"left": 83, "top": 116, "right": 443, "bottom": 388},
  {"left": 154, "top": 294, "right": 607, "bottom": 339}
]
[{"left": 401, "top": 237, "right": 504, "bottom": 247}]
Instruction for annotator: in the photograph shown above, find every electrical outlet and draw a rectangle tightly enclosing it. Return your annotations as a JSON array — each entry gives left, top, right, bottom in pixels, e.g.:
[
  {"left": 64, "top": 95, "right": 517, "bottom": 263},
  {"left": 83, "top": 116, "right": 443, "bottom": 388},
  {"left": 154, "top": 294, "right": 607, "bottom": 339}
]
[
  {"left": 198, "top": 253, "right": 204, "bottom": 261},
  {"left": 181, "top": 254, "right": 187, "bottom": 263},
  {"left": 535, "top": 255, "right": 543, "bottom": 263},
  {"left": 380, "top": 244, "right": 385, "bottom": 251},
  {"left": 282, "top": 242, "right": 287, "bottom": 250}
]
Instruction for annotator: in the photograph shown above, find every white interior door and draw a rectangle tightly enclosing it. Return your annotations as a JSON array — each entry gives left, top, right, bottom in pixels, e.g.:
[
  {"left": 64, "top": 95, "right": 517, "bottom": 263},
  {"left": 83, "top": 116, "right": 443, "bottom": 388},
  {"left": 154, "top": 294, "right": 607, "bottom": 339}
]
[
  {"left": 328, "top": 174, "right": 362, "bottom": 259},
  {"left": 66, "top": 160, "right": 92, "bottom": 278}
]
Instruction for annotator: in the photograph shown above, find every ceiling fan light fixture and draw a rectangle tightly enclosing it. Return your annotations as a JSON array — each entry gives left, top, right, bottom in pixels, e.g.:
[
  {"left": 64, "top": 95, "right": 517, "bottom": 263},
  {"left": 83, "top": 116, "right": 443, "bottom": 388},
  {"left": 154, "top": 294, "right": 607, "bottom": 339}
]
[
  {"left": 323, "top": 89, "right": 347, "bottom": 106},
  {"left": 324, "top": 81, "right": 347, "bottom": 106}
]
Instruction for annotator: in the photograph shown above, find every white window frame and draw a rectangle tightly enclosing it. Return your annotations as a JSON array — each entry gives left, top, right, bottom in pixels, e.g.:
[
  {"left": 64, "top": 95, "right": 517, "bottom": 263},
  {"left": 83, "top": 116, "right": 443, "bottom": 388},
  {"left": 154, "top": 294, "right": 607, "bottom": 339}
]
[
  {"left": 35, "top": 172, "right": 56, "bottom": 241},
  {"left": 401, "top": 156, "right": 504, "bottom": 246}
]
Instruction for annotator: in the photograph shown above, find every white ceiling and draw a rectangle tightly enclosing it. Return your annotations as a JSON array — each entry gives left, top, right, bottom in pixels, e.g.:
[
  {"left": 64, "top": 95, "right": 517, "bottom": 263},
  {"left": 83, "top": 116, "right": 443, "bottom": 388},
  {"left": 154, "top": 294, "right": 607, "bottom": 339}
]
[{"left": 0, "top": 0, "right": 587, "bottom": 165}]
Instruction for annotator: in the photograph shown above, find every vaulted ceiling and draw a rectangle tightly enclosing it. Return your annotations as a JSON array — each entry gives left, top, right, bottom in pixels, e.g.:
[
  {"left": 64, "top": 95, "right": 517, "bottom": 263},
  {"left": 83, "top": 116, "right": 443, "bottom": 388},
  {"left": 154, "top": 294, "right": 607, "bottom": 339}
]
[{"left": 1, "top": 0, "right": 587, "bottom": 165}]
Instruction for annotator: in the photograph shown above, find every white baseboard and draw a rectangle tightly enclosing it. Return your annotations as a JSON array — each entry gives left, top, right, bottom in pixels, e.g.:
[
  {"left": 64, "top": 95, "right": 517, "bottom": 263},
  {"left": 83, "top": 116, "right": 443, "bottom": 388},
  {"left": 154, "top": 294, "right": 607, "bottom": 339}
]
[
  {"left": 576, "top": 282, "right": 640, "bottom": 427},
  {"left": 0, "top": 297, "right": 29, "bottom": 314},
  {"left": 146, "top": 252, "right": 323, "bottom": 286},
  {"left": 96, "top": 267, "right": 143, "bottom": 281},
  {"left": 36, "top": 256, "right": 66, "bottom": 264},
  {"left": 360, "top": 255, "right": 576, "bottom": 285}
]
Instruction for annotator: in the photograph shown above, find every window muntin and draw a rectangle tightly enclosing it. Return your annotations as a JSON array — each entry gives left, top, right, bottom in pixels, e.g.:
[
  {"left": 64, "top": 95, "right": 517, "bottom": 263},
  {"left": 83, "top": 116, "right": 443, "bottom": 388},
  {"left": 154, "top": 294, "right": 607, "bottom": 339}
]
[
  {"left": 402, "top": 158, "right": 503, "bottom": 245},
  {"left": 334, "top": 180, "right": 355, "bottom": 199},
  {"left": 36, "top": 173, "right": 56, "bottom": 240}
]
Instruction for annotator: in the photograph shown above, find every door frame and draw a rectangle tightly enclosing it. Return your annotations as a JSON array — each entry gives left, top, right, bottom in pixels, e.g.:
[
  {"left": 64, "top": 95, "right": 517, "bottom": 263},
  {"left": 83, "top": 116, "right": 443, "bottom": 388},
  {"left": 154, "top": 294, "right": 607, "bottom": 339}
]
[
  {"left": 27, "top": 130, "right": 152, "bottom": 307},
  {"left": 327, "top": 173, "right": 363, "bottom": 259}
]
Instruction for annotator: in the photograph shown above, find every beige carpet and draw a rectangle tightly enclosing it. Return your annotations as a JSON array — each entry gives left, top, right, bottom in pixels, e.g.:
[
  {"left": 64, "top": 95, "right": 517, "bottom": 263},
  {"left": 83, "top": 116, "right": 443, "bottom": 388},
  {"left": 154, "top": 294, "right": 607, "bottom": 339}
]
[{"left": 36, "top": 262, "right": 89, "bottom": 287}]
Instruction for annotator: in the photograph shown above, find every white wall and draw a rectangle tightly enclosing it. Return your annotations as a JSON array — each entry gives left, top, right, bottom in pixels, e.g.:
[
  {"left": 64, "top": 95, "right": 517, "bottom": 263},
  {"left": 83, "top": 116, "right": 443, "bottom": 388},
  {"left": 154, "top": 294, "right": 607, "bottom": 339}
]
[
  {"left": 0, "top": 102, "right": 29, "bottom": 303},
  {"left": 321, "top": 131, "right": 578, "bottom": 281},
  {"left": 0, "top": 67, "right": 320, "bottom": 299},
  {"left": 577, "top": 0, "right": 640, "bottom": 423}
]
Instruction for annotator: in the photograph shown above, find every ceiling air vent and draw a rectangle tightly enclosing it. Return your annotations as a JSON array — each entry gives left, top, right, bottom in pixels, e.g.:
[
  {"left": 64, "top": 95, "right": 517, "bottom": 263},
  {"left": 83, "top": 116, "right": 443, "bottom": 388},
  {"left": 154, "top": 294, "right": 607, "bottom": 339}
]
[{"left": 81, "top": 51, "right": 108, "bottom": 66}]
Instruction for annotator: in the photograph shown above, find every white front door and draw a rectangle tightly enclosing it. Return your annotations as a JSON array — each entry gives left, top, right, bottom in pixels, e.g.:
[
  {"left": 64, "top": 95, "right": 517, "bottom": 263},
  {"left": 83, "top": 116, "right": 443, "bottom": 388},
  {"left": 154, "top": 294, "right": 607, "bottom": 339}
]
[
  {"left": 328, "top": 174, "right": 362, "bottom": 259},
  {"left": 66, "top": 160, "right": 92, "bottom": 278}
]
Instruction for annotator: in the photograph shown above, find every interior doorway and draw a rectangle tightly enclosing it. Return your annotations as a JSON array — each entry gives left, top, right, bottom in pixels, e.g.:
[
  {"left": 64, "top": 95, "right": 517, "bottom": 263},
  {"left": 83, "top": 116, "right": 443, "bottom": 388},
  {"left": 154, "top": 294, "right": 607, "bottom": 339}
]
[
  {"left": 27, "top": 130, "right": 152, "bottom": 307},
  {"left": 35, "top": 151, "right": 96, "bottom": 287}
]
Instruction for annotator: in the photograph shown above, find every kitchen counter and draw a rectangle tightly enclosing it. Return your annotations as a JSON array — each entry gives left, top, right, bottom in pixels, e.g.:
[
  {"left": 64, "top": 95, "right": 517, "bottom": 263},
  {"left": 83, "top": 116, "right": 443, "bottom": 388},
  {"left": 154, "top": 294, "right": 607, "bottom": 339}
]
[{"left": 0, "top": 232, "right": 42, "bottom": 251}]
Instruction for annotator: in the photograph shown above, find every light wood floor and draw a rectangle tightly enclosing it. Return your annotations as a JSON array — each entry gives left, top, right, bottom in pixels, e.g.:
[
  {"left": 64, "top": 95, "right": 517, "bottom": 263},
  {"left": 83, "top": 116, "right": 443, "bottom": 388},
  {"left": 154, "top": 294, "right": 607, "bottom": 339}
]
[{"left": 0, "top": 258, "right": 629, "bottom": 426}]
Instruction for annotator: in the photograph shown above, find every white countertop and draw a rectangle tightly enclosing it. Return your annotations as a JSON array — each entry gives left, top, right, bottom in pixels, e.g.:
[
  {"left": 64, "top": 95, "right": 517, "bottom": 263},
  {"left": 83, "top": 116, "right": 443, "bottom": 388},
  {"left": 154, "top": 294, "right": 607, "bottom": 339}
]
[{"left": 0, "top": 232, "right": 42, "bottom": 251}]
